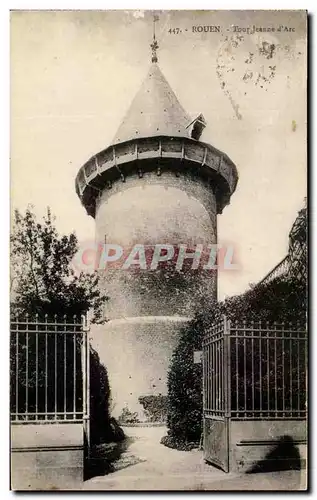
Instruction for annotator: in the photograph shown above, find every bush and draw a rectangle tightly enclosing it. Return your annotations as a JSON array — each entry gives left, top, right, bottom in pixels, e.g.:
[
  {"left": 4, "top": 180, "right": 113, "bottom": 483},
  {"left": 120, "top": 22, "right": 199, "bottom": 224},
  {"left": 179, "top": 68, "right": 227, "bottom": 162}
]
[
  {"left": 160, "top": 434, "right": 199, "bottom": 451},
  {"left": 117, "top": 405, "right": 140, "bottom": 425},
  {"left": 89, "top": 346, "right": 115, "bottom": 445},
  {"left": 108, "top": 417, "right": 126, "bottom": 441},
  {"left": 138, "top": 395, "right": 167, "bottom": 422},
  {"left": 164, "top": 319, "right": 204, "bottom": 446}
]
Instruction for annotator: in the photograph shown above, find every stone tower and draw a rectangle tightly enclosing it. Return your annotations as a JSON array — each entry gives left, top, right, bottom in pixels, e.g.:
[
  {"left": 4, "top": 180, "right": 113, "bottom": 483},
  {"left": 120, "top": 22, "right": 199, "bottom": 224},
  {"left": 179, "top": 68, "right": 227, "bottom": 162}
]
[{"left": 75, "top": 37, "right": 238, "bottom": 417}]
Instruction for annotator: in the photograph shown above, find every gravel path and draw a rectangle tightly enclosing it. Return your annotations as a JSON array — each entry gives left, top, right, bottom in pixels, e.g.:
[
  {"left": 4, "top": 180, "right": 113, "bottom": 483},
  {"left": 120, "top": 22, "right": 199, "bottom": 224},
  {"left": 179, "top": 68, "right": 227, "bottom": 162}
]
[{"left": 83, "top": 426, "right": 306, "bottom": 491}]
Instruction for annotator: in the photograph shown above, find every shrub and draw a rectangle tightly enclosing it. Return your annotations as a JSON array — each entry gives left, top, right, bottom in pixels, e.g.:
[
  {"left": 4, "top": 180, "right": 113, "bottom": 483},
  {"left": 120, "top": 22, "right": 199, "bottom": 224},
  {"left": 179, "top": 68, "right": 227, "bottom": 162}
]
[
  {"left": 160, "top": 434, "right": 199, "bottom": 451},
  {"left": 117, "top": 405, "right": 140, "bottom": 425},
  {"left": 89, "top": 346, "right": 115, "bottom": 445},
  {"left": 138, "top": 395, "right": 167, "bottom": 422},
  {"left": 165, "top": 319, "right": 204, "bottom": 445}
]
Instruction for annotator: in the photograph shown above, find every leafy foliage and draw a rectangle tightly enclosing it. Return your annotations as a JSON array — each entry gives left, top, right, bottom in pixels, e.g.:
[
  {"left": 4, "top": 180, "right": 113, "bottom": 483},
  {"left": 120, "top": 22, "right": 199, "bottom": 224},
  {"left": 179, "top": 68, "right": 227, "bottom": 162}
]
[
  {"left": 89, "top": 347, "right": 124, "bottom": 444},
  {"left": 198, "top": 276, "right": 307, "bottom": 331},
  {"left": 10, "top": 207, "right": 107, "bottom": 321},
  {"left": 165, "top": 319, "right": 204, "bottom": 444},
  {"left": 117, "top": 405, "right": 140, "bottom": 425},
  {"left": 138, "top": 395, "right": 167, "bottom": 422},
  {"left": 160, "top": 434, "right": 199, "bottom": 451}
]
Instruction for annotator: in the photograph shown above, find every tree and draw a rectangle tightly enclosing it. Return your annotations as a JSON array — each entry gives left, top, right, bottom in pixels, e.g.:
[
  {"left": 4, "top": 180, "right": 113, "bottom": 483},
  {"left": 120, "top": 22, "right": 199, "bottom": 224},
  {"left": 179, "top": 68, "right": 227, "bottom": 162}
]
[
  {"left": 10, "top": 207, "right": 123, "bottom": 446},
  {"left": 10, "top": 207, "right": 107, "bottom": 320}
]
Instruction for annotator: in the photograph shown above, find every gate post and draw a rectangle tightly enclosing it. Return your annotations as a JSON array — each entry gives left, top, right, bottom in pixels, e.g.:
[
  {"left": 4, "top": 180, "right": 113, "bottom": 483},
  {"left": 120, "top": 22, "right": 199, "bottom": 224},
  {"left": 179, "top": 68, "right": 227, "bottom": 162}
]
[{"left": 82, "top": 315, "right": 90, "bottom": 456}]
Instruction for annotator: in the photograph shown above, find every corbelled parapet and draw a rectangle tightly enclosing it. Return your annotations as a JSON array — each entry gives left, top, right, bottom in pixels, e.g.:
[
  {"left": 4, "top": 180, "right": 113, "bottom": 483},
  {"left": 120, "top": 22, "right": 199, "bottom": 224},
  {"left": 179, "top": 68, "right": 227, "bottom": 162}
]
[{"left": 75, "top": 135, "right": 238, "bottom": 218}]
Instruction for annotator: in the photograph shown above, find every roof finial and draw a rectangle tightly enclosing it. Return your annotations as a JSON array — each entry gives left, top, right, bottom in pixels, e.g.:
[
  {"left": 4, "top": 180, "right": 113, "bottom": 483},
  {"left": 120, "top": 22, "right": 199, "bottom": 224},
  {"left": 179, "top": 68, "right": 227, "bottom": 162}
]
[{"left": 150, "top": 13, "right": 159, "bottom": 63}]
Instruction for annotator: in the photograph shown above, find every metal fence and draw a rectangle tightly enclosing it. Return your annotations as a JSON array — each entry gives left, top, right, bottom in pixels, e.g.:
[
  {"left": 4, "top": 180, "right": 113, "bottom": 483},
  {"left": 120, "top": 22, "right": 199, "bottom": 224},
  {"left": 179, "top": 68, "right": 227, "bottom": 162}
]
[
  {"left": 258, "top": 256, "right": 289, "bottom": 286},
  {"left": 203, "top": 316, "right": 307, "bottom": 420},
  {"left": 10, "top": 315, "right": 90, "bottom": 425}
]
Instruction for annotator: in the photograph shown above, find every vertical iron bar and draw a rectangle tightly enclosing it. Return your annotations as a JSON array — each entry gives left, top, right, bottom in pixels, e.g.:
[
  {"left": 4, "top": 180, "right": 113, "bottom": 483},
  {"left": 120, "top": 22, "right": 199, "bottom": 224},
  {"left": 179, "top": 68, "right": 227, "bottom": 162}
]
[
  {"left": 54, "top": 316, "right": 57, "bottom": 419},
  {"left": 251, "top": 320, "right": 254, "bottom": 414},
  {"left": 290, "top": 334, "right": 293, "bottom": 417},
  {"left": 267, "top": 323, "right": 270, "bottom": 413},
  {"left": 205, "top": 340, "right": 208, "bottom": 411},
  {"left": 303, "top": 338, "right": 308, "bottom": 418},
  {"left": 25, "top": 324, "right": 28, "bottom": 419},
  {"left": 64, "top": 317, "right": 67, "bottom": 418},
  {"left": 214, "top": 342, "right": 217, "bottom": 413},
  {"left": 208, "top": 342, "right": 211, "bottom": 411},
  {"left": 82, "top": 317, "right": 87, "bottom": 422},
  {"left": 81, "top": 315, "right": 91, "bottom": 455},
  {"left": 259, "top": 332, "right": 262, "bottom": 417},
  {"left": 282, "top": 324, "right": 285, "bottom": 417},
  {"left": 35, "top": 324, "right": 38, "bottom": 418},
  {"left": 214, "top": 340, "right": 217, "bottom": 412},
  {"left": 208, "top": 336, "right": 210, "bottom": 412},
  {"left": 223, "top": 316, "right": 231, "bottom": 418},
  {"left": 297, "top": 331, "right": 300, "bottom": 414},
  {"left": 215, "top": 340, "right": 217, "bottom": 412},
  {"left": 235, "top": 330, "right": 238, "bottom": 415},
  {"left": 220, "top": 339, "right": 222, "bottom": 414},
  {"left": 210, "top": 340, "right": 212, "bottom": 411},
  {"left": 227, "top": 321, "right": 231, "bottom": 417},
  {"left": 274, "top": 326, "right": 277, "bottom": 417},
  {"left": 15, "top": 327, "right": 19, "bottom": 420},
  {"left": 86, "top": 317, "right": 91, "bottom": 451},
  {"left": 218, "top": 341, "right": 221, "bottom": 413},
  {"left": 216, "top": 342, "right": 219, "bottom": 413},
  {"left": 221, "top": 338, "right": 224, "bottom": 414},
  {"left": 218, "top": 341, "right": 220, "bottom": 413},
  {"left": 216, "top": 338, "right": 218, "bottom": 413},
  {"left": 205, "top": 339, "right": 208, "bottom": 411},
  {"left": 207, "top": 338, "right": 212, "bottom": 410},
  {"left": 73, "top": 329, "right": 76, "bottom": 419},
  {"left": 208, "top": 337, "right": 210, "bottom": 411},
  {"left": 243, "top": 326, "right": 247, "bottom": 416},
  {"left": 45, "top": 315, "right": 48, "bottom": 420},
  {"left": 202, "top": 337, "right": 206, "bottom": 414},
  {"left": 211, "top": 341, "right": 214, "bottom": 411}
]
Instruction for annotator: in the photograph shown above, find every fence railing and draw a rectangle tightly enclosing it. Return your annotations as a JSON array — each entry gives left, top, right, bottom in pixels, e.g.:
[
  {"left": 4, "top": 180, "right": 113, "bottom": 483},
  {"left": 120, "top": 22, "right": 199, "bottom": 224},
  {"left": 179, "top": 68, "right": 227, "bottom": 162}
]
[
  {"left": 10, "top": 315, "right": 89, "bottom": 424},
  {"left": 203, "top": 317, "right": 307, "bottom": 421},
  {"left": 258, "top": 256, "right": 289, "bottom": 286}
]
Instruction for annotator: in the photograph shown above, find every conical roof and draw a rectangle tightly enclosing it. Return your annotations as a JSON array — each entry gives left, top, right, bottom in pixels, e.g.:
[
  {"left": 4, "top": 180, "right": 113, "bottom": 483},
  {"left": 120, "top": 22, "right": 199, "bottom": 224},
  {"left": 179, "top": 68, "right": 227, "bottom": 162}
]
[{"left": 112, "top": 63, "right": 192, "bottom": 145}]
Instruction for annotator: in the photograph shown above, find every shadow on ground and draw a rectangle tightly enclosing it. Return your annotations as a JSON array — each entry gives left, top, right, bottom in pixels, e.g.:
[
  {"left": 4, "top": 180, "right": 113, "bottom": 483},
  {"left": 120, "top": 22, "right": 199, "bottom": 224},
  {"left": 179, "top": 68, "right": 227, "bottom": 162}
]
[
  {"left": 246, "top": 435, "right": 302, "bottom": 474},
  {"left": 84, "top": 436, "right": 146, "bottom": 480}
]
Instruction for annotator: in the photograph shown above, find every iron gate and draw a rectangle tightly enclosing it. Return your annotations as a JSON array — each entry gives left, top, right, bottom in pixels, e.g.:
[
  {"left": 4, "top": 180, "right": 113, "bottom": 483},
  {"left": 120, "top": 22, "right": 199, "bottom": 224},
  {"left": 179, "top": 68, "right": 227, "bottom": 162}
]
[
  {"left": 202, "top": 316, "right": 230, "bottom": 471},
  {"left": 203, "top": 316, "right": 307, "bottom": 472},
  {"left": 10, "top": 314, "right": 90, "bottom": 446}
]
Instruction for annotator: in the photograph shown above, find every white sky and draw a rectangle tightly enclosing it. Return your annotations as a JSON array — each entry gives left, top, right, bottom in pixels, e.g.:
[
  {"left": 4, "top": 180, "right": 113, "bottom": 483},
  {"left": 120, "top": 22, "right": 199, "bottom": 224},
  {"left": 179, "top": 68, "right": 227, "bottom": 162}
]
[{"left": 10, "top": 10, "right": 307, "bottom": 299}]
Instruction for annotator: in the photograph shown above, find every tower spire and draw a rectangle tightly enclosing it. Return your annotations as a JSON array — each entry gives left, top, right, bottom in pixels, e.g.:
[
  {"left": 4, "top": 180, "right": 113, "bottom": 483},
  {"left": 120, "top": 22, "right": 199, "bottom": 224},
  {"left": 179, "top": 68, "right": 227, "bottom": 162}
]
[{"left": 150, "top": 13, "right": 159, "bottom": 63}]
